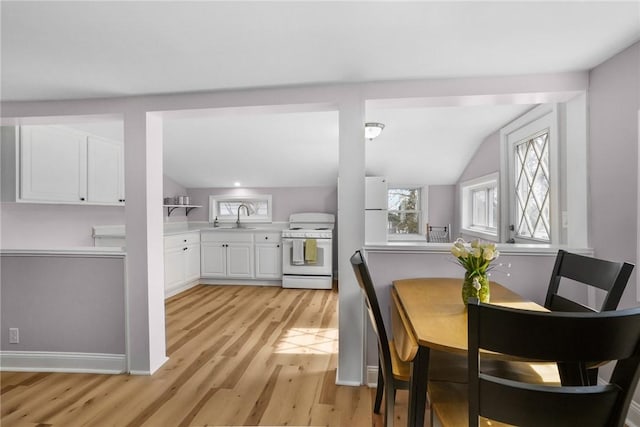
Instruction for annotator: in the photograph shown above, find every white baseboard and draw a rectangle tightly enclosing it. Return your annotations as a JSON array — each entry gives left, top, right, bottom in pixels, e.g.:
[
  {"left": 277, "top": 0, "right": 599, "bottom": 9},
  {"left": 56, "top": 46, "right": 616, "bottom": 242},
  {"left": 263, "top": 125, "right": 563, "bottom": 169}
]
[
  {"left": 366, "top": 365, "right": 379, "bottom": 388},
  {"left": 0, "top": 351, "right": 127, "bottom": 374},
  {"left": 200, "top": 279, "right": 281, "bottom": 287},
  {"left": 129, "top": 355, "right": 168, "bottom": 376},
  {"left": 335, "top": 379, "right": 363, "bottom": 386}
]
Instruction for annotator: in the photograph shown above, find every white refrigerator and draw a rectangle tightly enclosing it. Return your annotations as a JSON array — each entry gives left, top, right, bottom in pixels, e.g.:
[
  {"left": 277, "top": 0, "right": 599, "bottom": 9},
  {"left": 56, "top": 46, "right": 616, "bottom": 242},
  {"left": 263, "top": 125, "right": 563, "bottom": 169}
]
[{"left": 365, "top": 177, "right": 388, "bottom": 243}]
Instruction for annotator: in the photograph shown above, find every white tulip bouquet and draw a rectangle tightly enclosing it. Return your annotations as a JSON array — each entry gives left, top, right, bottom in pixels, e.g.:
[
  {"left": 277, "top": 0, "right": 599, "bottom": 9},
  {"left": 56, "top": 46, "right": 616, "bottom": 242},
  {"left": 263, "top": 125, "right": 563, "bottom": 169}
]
[{"left": 451, "top": 238, "right": 500, "bottom": 303}]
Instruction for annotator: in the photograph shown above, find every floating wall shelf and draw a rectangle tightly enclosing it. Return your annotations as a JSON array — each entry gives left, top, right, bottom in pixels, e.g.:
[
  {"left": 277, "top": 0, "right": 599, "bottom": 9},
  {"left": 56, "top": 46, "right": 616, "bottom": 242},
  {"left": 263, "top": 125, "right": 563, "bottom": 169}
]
[{"left": 163, "top": 204, "right": 202, "bottom": 216}]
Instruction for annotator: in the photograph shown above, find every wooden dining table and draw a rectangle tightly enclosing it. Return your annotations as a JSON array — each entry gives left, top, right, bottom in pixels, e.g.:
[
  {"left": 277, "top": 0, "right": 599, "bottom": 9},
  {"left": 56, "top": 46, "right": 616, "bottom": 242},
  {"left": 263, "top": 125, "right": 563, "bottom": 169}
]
[{"left": 391, "top": 278, "right": 548, "bottom": 427}]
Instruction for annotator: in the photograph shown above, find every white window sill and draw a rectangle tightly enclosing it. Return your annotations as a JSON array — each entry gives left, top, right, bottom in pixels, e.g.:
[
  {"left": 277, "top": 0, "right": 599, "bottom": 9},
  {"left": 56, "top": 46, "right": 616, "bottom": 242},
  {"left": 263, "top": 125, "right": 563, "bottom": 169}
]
[
  {"left": 388, "top": 234, "right": 426, "bottom": 242},
  {"left": 460, "top": 227, "right": 498, "bottom": 242}
]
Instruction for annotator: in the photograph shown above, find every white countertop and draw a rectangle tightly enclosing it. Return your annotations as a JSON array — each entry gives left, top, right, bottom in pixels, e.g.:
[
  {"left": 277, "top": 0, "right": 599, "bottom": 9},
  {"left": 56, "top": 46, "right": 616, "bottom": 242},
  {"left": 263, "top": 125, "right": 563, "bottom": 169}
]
[
  {"left": 94, "top": 221, "right": 289, "bottom": 238},
  {"left": 1, "top": 247, "right": 126, "bottom": 257},
  {"left": 364, "top": 241, "right": 593, "bottom": 256}
]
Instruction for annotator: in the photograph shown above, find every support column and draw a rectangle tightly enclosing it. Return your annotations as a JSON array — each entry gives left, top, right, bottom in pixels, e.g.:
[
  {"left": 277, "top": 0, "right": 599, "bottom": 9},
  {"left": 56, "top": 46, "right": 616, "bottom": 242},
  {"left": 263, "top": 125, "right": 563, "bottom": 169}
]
[
  {"left": 337, "top": 92, "right": 366, "bottom": 385},
  {"left": 124, "top": 110, "right": 167, "bottom": 374}
]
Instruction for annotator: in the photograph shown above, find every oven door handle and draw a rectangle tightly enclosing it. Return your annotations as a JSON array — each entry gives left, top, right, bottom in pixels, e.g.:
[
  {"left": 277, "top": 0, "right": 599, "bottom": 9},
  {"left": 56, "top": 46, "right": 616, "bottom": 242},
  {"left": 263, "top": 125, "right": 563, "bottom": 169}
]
[{"left": 282, "top": 238, "right": 330, "bottom": 244}]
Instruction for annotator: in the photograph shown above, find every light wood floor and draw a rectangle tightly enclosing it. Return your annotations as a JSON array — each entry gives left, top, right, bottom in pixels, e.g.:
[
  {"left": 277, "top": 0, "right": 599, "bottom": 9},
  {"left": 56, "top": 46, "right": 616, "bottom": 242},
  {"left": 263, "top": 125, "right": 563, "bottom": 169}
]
[{"left": 1, "top": 284, "right": 414, "bottom": 427}]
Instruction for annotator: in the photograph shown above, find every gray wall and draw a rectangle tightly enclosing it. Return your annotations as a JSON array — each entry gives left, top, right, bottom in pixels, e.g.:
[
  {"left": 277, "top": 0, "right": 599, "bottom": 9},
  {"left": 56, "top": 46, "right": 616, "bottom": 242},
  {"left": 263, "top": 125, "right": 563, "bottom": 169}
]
[
  {"left": 457, "top": 131, "right": 501, "bottom": 184},
  {"left": 588, "top": 41, "right": 639, "bottom": 304},
  {"left": 163, "top": 175, "right": 188, "bottom": 222},
  {"left": 427, "top": 185, "right": 455, "bottom": 230},
  {"left": 1, "top": 255, "right": 126, "bottom": 354},
  {"left": 453, "top": 131, "right": 501, "bottom": 239},
  {"left": 163, "top": 175, "right": 188, "bottom": 201},
  {"left": 1, "top": 174, "right": 187, "bottom": 248},
  {"left": 186, "top": 186, "right": 338, "bottom": 223},
  {"left": 588, "top": 41, "right": 639, "bottom": 409},
  {"left": 1, "top": 203, "right": 125, "bottom": 248}
]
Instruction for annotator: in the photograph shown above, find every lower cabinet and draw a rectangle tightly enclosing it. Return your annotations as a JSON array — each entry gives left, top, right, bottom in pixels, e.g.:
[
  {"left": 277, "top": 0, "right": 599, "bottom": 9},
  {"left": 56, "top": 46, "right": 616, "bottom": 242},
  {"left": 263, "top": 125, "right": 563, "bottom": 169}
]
[
  {"left": 164, "top": 232, "right": 201, "bottom": 297},
  {"left": 255, "top": 233, "right": 282, "bottom": 279},
  {"left": 201, "top": 232, "right": 254, "bottom": 279}
]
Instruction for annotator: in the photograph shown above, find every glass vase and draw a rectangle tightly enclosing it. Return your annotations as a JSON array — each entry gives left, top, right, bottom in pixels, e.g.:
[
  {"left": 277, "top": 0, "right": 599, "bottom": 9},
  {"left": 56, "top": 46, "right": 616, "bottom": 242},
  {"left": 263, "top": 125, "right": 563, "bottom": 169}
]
[{"left": 461, "top": 271, "right": 490, "bottom": 305}]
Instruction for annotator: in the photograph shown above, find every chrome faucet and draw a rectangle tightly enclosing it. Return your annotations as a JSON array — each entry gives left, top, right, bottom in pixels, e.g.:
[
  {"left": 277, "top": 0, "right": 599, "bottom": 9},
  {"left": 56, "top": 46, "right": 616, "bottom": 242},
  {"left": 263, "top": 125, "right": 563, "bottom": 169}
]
[{"left": 236, "top": 204, "right": 250, "bottom": 228}]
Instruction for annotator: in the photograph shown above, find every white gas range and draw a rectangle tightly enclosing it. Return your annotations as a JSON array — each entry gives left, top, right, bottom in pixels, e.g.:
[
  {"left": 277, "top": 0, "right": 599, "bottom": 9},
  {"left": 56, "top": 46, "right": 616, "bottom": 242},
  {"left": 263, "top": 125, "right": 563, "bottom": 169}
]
[{"left": 281, "top": 213, "right": 335, "bottom": 289}]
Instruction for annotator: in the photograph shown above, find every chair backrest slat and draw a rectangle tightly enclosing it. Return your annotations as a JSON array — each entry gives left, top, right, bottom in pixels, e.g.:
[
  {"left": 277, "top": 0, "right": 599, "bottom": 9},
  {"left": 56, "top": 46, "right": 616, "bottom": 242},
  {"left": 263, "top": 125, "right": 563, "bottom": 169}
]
[
  {"left": 468, "top": 300, "right": 640, "bottom": 427},
  {"left": 479, "top": 375, "right": 620, "bottom": 427},
  {"left": 545, "top": 250, "right": 634, "bottom": 312}
]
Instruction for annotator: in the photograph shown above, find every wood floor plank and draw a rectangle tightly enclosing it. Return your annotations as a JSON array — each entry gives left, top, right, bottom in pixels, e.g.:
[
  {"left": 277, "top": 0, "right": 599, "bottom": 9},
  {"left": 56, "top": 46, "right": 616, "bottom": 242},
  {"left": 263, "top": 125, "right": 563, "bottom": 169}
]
[{"left": 1, "top": 285, "right": 382, "bottom": 427}]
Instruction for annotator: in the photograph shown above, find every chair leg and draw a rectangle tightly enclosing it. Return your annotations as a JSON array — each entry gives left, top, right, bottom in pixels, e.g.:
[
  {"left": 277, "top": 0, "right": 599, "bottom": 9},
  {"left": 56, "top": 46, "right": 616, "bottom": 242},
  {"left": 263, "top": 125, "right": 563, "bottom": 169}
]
[
  {"left": 587, "top": 367, "right": 599, "bottom": 386},
  {"left": 384, "top": 383, "right": 396, "bottom": 427},
  {"left": 374, "top": 363, "right": 384, "bottom": 414},
  {"left": 557, "top": 361, "right": 591, "bottom": 386}
]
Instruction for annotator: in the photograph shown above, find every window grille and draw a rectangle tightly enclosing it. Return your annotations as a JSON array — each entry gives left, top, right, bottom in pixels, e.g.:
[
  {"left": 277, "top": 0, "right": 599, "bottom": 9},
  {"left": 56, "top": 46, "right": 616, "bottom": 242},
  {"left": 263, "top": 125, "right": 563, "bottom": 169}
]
[{"left": 514, "top": 130, "right": 550, "bottom": 241}]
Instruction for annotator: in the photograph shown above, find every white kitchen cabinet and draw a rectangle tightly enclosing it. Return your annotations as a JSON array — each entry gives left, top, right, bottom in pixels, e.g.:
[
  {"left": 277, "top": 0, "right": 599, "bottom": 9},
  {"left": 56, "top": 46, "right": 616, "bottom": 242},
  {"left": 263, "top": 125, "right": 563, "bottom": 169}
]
[
  {"left": 184, "top": 244, "right": 201, "bottom": 283},
  {"left": 87, "top": 135, "right": 125, "bottom": 204},
  {"left": 20, "top": 125, "right": 87, "bottom": 203},
  {"left": 201, "top": 232, "right": 254, "bottom": 279},
  {"left": 164, "top": 232, "right": 200, "bottom": 297},
  {"left": 201, "top": 242, "right": 227, "bottom": 276},
  {"left": 255, "top": 232, "right": 282, "bottom": 279},
  {"left": 164, "top": 246, "right": 186, "bottom": 292},
  {"left": 17, "top": 125, "right": 124, "bottom": 205}
]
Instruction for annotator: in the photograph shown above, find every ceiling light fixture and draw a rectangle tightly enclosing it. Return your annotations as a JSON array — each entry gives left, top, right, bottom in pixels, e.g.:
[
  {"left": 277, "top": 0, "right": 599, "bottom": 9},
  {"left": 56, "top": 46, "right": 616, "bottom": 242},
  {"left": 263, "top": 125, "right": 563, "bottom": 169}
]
[
  {"left": 365, "top": 122, "right": 385, "bottom": 140},
  {"left": 234, "top": 182, "right": 241, "bottom": 187}
]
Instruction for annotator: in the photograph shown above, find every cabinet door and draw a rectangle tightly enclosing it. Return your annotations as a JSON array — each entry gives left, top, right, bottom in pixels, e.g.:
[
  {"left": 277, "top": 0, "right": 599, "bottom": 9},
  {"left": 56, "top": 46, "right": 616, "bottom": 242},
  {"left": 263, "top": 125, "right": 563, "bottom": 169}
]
[
  {"left": 184, "top": 243, "right": 201, "bottom": 283},
  {"left": 201, "top": 242, "right": 227, "bottom": 277},
  {"left": 255, "top": 243, "right": 282, "bottom": 279},
  {"left": 227, "top": 243, "right": 253, "bottom": 278},
  {"left": 20, "top": 126, "right": 86, "bottom": 202},
  {"left": 87, "top": 136, "right": 124, "bottom": 204},
  {"left": 164, "top": 246, "right": 185, "bottom": 294}
]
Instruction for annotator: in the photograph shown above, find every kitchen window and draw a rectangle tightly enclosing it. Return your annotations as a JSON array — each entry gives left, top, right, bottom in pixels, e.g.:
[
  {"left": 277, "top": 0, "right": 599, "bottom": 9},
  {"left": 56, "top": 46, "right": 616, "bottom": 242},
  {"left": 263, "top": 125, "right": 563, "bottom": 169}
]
[
  {"left": 461, "top": 173, "right": 499, "bottom": 240},
  {"left": 388, "top": 187, "right": 421, "bottom": 235},
  {"left": 209, "top": 195, "right": 272, "bottom": 224}
]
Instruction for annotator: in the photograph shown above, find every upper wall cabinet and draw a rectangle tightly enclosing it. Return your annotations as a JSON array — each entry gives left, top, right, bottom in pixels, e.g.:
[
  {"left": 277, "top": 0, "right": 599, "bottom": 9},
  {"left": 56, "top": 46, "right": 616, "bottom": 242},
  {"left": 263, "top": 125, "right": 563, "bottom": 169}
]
[
  {"left": 6, "top": 125, "right": 125, "bottom": 205},
  {"left": 87, "top": 136, "right": 125, "bottom": 204},
  {"left": 20, "top": 125, "right": 87, "bottom": 203}
]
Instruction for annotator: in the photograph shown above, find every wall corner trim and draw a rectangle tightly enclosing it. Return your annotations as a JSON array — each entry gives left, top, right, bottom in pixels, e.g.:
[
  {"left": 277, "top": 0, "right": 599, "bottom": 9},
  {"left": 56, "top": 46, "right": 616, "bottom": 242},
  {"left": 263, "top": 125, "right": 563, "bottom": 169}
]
[{"left": 0, "top": 351, "right": 126, "bottom": 374}]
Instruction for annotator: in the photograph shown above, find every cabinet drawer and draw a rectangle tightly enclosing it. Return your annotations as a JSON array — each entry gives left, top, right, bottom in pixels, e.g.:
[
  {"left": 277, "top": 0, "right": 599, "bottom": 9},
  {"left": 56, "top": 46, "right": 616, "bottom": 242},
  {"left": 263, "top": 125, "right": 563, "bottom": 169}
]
[
  {"left": 165, "top": 232, "right": 200, "bottom": 249},
  {"left": 254, "top": 232, "right": 281, "bottom": 243},
  {"left": 201, "top": 231, "right": 253, "bottom": 243}
]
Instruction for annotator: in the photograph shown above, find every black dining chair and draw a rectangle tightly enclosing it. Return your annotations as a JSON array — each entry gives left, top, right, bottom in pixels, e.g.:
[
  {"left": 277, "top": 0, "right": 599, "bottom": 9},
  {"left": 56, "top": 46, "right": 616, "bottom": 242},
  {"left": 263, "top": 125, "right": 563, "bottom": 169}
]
[
  {"left": 351, "top": 250, "right": 409, "bottom": 427},
  {"left": 426, "top": 223, "right": 451, "bottom": 243},
  {"left": 544, "top": 249, "right": 634, "bottom": 313},
  {"left": 544, "top": 249, "right": 634, "bottom": 385},
  {"left": 431, "top": 300, "right": 640, "bottom": 427},
  {"left": 350, "top": 250, "right": 467, "bottom": 427}
]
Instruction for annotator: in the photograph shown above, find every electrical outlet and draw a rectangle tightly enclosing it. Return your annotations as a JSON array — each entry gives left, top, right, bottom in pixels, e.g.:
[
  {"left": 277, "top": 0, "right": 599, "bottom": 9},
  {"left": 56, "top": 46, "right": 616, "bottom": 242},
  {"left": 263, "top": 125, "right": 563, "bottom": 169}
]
[{"left": 9, "top": 328, "right": 19, "bottom": 344}]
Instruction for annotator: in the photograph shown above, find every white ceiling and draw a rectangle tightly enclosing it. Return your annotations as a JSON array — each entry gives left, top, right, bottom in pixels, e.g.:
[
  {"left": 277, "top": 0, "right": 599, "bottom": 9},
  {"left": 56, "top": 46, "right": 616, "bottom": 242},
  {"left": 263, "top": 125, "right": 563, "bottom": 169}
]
[{"left": 2, "top": 1, "right": 639, "bottom": 188}]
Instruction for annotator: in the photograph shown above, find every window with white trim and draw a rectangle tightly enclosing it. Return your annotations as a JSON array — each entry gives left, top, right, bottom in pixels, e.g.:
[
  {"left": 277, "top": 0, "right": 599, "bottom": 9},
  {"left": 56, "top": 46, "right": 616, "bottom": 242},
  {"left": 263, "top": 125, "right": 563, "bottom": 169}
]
[
  {"left": 514, "top": 130, "right": 550, "bottom": 241},
  {"left": 209, "top": 194, "right": 272, "bottom": 224},
  {"left": 502, "top": 105, "right": 558, "bottom": 244},
  {"left": 388, "top": 187, "right": 421, "bottom": 235},
  {"left": 461, "top": 173, "right": 499, "bottom": 239}
]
